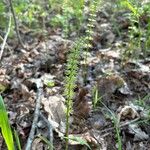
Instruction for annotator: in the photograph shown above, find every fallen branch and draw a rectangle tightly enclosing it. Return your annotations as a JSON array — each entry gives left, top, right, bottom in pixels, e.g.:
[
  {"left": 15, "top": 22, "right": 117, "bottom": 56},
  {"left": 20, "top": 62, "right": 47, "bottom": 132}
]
[
  {"left": 0, "top": 35, "right": 12, "bottom": 55},
  {"left": 25, "top": 81, "right": 43, "bottom": 150},
  {"left": 100, "top": 117, "right": 140, "bottom": 136},
  {"left": 0, "top": 13, "right": 11, "bottom": 61},
  {"left": 40, "top": 112, "right": 53, "bottom": 150}
]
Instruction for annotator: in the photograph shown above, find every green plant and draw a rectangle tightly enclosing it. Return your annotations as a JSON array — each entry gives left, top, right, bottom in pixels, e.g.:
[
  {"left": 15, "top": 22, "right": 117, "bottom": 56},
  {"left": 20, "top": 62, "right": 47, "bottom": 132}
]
[
  {"left": 116, "top": 0, "right": 140, "bottom": 59},
  {"left": 64, "top": 37, "right": 84, "bottom": 150},
  {"left": 0, "top": 1, "right": 7, "bottom": 29},
  {"left": 63, "top": 2, "right": 101, "bottom": 149},
  {"left": 113, "top": 115, "right": 122, "bottom": 150},
  {"left": 0, "top": 0, "right": 49, "bottom": 38},
  {"left": 116, "top": 0, "right": 150, "bottom": 59},
  {"left": 64, "top": 135, "right": 92, "bottom": 150},
  {"left": 92, "top": 85, "right": 102, "bottom": 109},
  {"left": 84, "top": 0, "right": 98, "bottom": 52},
  {"left": 15, "top": 1, "right": 48, "bottom": 28},
  {"left": 37, "top": 134, "right": 53, "bottom": 150},
  {"left": 50, "top": 0, "right": 85, "bottom": 36},
  {"left": 45, "top": 80, "right": 55, "bottom": 88},
  {"left": 82, "top": 0, "right": 101, "bottom": 83},
  {"left": 135, "top": 94, "right": 150, "bottom": 112},
  {"left": 102, "top": 102, "right": 122, "bottom": 150},
  {"left": 0, "top": 95, "right": 14, "bottom": 150}
]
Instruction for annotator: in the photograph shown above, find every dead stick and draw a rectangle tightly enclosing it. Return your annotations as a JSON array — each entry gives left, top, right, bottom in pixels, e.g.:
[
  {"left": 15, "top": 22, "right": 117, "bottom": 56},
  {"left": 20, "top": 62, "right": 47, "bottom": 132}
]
[
  {"left": 8, "top": 0, "right": 25, "bottom": 48},
  {"left": 0, "top": 35, "right": 12, "bottom": 54},
  {"left": 40, "top": 112, "right": 53, "bottom": 150},
  {"left": 100, "top": 117, "right": 140, "bottom": 135},
  {"left": 0, "top": 13, "right": 11, "bottom": 61},
  {"left": 25, "top": 86, "right": 43, "bottom": 150}
]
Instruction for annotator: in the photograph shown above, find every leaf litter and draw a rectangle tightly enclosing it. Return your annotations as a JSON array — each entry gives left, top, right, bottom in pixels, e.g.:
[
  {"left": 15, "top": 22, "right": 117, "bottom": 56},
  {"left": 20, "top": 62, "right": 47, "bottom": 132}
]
[{"left": 0, "top": 0, "right": 150, "bottom": 149}]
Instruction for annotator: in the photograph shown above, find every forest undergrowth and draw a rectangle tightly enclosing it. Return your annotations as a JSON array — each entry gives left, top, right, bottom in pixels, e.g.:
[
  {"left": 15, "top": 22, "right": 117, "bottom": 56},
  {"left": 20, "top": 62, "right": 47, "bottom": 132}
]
[{"left": 0, "top": 0, "right": 150, "bottom": 150}]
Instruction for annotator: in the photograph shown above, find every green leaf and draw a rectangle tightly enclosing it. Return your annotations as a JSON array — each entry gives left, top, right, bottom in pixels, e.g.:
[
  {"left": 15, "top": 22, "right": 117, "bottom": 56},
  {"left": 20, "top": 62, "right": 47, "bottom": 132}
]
[{"left": 0, "top": 95, "right": 14, "bottom": 150}]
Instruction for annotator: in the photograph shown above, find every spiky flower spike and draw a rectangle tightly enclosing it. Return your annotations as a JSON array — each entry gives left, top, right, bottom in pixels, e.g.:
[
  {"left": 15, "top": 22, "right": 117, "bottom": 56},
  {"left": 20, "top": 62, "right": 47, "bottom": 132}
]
[
  {"left": 63, "top": 1, "right": 101, "bottom": 149},
  {"left": 83, "top": 0, "right": 100, "bottom": 83},
  {"left": 64, "top": 37, "right": 85, "bottom": 150},
  {"left": 85, "top": 0, "right": 99, "bottom": 47},
  {"left": 62, "top": 0, "right": 69, "bottom": 38}
]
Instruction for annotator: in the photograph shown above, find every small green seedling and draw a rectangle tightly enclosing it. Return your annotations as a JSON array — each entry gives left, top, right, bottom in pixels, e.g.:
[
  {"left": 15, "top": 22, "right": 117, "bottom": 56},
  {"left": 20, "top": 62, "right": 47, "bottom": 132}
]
[
  {"left": 0, "top": 84, "right": 7, "bottom": 94},
  {"left": 37, "top": 134, "right": 54, "bottom": 150},
  {"left": 45, "top": 80, "right": 55, "bottom": 88},
  {"left": 63, "top": 135, "right": 92, "bottom": 150},
  {"left": 92, "top": 85, "right": 102, "bottom": 109},
  {"left": 101, "top": 102, "right": 122, "bottom": 150}
]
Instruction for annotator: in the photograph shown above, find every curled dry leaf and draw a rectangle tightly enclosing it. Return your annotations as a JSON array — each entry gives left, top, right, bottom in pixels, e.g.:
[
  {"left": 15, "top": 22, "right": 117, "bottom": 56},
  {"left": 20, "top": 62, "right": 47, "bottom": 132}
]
[
  {"left": 48, "top": 35, "right": 73, "bottom": 62},
  {"left": 118, "top": 105, "right": 139, "bottom": 120}
]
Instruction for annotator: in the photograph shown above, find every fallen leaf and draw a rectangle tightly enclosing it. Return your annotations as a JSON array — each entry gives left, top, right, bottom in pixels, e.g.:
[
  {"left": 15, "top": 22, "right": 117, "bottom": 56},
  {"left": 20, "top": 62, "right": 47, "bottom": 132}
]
[
  {"left": 118, "top": 105, "right": 139, "bottom": 120},
  {"left": 42, "top": 95, "right": 66, "bottom": 133},
  {"left": 73, "top": 87, "right": 91, "bottom": 119},
  {"left": 128, "top": 124, "right": 149, "bottom": 141}
]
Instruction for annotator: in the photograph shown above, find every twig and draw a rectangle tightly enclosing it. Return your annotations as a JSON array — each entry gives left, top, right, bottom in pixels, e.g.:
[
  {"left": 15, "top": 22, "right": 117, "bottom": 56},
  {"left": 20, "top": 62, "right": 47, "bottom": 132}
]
[
  {"left": 25, "top": 84, "right": 43, "bottom": 150},
  {"left": 40, "top": 112, "right": 53, "bottom": 150},
  {"left": 0, "top": 35, "right": 12, "bottom": 54},
  {"left": 0, "top": 13, "right": 11, "bottom": 61},
  {"left": 100, "top": 117, "right": 140, "bottom": 136},
  {"left": 99, "top": 101, "right": 140, "bottom": 136},
  {"left": 8, "top": 0, "right": 25, "bottom": 48}
]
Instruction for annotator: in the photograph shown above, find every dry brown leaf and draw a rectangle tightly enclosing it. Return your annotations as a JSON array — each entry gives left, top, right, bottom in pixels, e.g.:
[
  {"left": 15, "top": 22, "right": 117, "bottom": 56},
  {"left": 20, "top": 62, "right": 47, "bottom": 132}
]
[
  {"left": 97, "top": 74, "right": 128, "bottom": 101},
  {"left": 42, "top": 95, "right": 66, "bottom": 132},
  {"left": 73, "top": 87, "right": 91, "bottom": 119}
]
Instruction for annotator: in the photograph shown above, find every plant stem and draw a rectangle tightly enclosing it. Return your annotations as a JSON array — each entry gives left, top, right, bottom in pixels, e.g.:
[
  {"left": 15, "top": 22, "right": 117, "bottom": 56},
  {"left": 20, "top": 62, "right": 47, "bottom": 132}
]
[{"left": 8, "top": 0, "right": 25, "bottom": 48}]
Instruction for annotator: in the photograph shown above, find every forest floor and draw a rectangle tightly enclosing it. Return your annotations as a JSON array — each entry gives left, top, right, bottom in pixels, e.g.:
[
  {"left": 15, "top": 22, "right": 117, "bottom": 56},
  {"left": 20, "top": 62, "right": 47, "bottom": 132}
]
[{"left": 0, "top": 1, "right": 150, "bottom": 150}]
